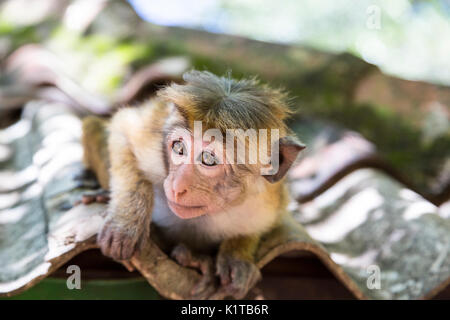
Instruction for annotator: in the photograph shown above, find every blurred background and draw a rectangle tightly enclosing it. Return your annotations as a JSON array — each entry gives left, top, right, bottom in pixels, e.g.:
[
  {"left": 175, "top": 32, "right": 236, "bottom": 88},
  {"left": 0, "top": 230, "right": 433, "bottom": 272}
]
[
  {"left": 0, "top": 0, "right": 449, "bottom": 300},
  {"left": 130, "top": 0, "right": 450, "bottom": 85},
  {"left": 1, "top": 0, "right": 448, "bottom": 201}
]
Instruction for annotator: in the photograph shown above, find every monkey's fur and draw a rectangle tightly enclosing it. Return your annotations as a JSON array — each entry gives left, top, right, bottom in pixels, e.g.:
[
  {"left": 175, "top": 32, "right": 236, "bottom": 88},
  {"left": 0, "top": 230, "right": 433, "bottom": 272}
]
[{"left": 81, "top": 70, "right": 304, "bottom": 299}]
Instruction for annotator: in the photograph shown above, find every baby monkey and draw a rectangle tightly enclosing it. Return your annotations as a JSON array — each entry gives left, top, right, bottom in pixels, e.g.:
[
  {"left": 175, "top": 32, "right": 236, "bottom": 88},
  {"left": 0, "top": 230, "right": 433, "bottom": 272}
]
[{"left": 81, "top": 70, "right": 305, "bottom": 299}]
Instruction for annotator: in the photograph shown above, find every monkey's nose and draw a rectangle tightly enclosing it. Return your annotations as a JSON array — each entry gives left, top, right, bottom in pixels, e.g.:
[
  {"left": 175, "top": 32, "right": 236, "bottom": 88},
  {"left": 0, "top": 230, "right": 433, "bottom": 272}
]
[{"left": 174, "top": 189, "right": 187, "bottom": 201}]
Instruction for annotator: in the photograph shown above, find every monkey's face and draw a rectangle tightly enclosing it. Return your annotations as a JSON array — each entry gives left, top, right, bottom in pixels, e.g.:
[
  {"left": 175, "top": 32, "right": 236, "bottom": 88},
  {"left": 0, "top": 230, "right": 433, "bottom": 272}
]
[{"left": 163, "top": 130, "right": 245, "bottom": 219}]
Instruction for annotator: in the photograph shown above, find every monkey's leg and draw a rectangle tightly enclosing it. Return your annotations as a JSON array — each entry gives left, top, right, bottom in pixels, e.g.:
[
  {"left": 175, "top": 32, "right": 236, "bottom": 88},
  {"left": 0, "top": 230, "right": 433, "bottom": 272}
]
[
  {"left": 81, "top": 116, "right": 110, "bottom": 190},
  {"left": 211, "top": 235, "right": 261, "bottom": 300},
  {"left": 71, "top": 117, "right": 112, "bottom": 206},
  {"left": 171, "top": 243, "right": 217, "bottom": 299}
]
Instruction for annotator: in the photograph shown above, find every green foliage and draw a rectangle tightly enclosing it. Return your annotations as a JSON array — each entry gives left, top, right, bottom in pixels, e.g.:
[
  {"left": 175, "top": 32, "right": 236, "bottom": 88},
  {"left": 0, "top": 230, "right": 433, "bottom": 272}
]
[{"left": 304, "top": 100, "right": 450, "bottom": 190}]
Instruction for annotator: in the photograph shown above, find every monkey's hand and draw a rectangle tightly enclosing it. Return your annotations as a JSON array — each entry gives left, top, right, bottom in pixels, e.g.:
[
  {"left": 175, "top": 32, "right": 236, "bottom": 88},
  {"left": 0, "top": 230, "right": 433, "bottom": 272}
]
[
  {"left": 97, "top": 182, "right": 152, "bottom": 261},
  {"left": 211, "top": 253, "right": 261, "bottom": 299},
  {"left": 171, "top": 243, "right": 217, "bottom": 299},
  {"left": 97, "top": 217, "right": 144, "bottom": 261}
]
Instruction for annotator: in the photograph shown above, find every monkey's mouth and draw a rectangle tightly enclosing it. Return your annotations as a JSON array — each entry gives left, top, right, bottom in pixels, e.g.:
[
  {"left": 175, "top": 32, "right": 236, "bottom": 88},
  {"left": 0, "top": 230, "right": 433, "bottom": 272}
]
[{"left": 167, "top": 200, "right": 208, "bottom": 219}]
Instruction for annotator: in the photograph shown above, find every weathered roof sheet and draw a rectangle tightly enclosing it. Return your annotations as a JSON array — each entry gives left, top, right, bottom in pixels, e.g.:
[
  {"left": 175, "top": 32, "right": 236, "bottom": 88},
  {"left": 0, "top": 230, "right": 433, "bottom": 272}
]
[{"left": 0, "top": 102, "right": 448, "bottom": 299}]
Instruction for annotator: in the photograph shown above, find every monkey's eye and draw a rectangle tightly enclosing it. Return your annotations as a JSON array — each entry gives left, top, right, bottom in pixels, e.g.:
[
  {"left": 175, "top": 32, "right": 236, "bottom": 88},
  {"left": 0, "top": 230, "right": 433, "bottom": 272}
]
[
  {"left": 201, "top": 151, "right": 218, "bottom": 166},
  {"left": 172, "top": 140, "right": 186, "bottom": 155}
]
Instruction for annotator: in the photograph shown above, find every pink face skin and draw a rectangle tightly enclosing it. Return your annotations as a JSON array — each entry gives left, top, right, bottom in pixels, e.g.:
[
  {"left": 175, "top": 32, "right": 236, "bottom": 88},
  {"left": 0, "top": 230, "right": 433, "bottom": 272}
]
[{"left": 163, "top": 129, "right": 243, "bottom": 219}]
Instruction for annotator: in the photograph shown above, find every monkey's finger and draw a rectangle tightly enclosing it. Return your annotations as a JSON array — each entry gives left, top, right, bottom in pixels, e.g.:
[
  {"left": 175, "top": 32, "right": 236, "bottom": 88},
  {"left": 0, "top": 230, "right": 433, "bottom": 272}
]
[
  {"left": 230, "top": 263, "right": 245, "bottom": 285},
  {"left": 120, "top": 237, "right": 137, "bottom": 260},
  {"left": 100, "top": 232, "right": 114, "bottom": 258},
  {"left": 109, "top": 234, "right": 125, "bottom": 260},
  {"left": 97, "top": 220, "right": 111, "bottom": 243},
  {"left": 225, "top": 282, "right": 245, "bottom": 299},
  {"left": 171, "top": 243, "right": 192, "bottom": 266},
  {"left": 199, "top": 256, "right": 214, "bottom": 277},
  {"left": 191, "top": 274, "right": 216, "bottom": 298},
  {"left": 231, "top": 268, "right": 260, "bottom": 299},
  {"left": 216, "top": 260, "right": 232, "bottom": 286},
  {"left": 121, "top": 260, "right": 135, "bottom": 272}
]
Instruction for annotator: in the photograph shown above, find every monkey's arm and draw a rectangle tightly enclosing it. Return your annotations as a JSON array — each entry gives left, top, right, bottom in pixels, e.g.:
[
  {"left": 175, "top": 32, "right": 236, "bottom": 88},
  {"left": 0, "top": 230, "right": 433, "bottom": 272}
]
[
  {"left": 97, "top": 110, "right": 153, "bottom": 261},
  {"left": 213, "top": 234, "right": 262, "bottom": 299}
]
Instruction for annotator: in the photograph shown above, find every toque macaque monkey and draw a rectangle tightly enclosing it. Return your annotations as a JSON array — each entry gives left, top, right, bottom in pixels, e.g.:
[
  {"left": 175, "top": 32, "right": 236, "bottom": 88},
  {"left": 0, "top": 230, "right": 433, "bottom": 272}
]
[{"left": 81, "top": 70, "right": 305, "bottom": 299}]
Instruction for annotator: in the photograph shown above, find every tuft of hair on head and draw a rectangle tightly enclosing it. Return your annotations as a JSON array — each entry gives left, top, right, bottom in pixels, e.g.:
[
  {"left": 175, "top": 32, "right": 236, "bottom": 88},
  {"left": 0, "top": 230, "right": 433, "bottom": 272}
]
[{"left": 157, "top": 70, "right": 293, "bottom": 134}]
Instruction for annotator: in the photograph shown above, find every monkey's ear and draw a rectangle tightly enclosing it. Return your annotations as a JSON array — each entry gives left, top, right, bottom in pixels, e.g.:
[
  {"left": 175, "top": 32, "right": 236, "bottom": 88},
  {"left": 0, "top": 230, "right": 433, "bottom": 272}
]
[{"left": 263, "top": 136, "right": 305, "bottom": 183}]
